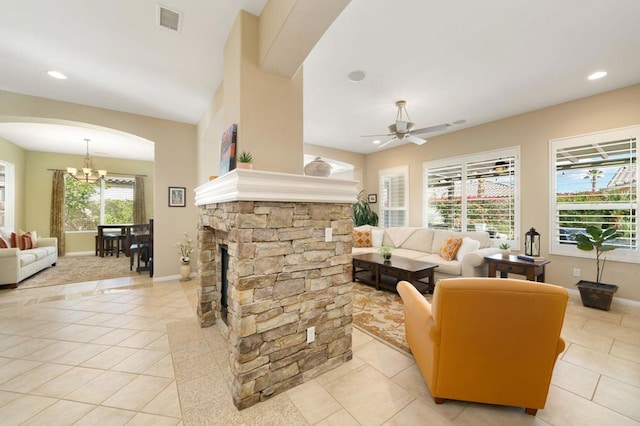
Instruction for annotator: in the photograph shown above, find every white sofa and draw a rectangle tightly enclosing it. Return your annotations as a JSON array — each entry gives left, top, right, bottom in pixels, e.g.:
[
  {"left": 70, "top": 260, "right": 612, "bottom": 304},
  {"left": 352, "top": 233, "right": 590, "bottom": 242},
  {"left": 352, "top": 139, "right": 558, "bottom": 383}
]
[
  {"left": 0, "top": 237, "right": 58, "bottom": 288},
  {"left": 352, "top": 226, "right": 500, "bottom": 280}
]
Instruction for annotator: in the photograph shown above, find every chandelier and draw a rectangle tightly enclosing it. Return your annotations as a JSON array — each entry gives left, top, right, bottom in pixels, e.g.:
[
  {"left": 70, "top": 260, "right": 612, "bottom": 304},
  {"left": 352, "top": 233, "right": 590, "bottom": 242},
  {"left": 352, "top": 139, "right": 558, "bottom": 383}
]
[{"left": 66, "top": 139, "right": 107, "bottom": 182}]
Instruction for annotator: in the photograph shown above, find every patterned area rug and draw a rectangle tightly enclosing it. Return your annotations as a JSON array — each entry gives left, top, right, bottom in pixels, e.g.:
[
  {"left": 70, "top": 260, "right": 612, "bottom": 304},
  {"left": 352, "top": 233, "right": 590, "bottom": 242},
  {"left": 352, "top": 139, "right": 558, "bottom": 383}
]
[
  {"left": 17, "top": 255, "right": 137, "bottom": 289},
  {"left": 352, "top": 282, "right": 431, "bottom": 354}
]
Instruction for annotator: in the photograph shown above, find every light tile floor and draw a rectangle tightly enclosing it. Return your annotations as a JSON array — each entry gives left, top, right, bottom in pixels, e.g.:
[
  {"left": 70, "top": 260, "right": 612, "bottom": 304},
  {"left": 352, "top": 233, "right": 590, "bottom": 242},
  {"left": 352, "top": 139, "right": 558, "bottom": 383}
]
[{"left": 0, "top": 275, "right": 638, "bottom": 425}]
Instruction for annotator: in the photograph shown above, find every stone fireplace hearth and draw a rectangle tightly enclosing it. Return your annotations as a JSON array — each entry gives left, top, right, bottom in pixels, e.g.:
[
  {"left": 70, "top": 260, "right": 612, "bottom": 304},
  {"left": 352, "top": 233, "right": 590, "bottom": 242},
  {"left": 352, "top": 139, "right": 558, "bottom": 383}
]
[{"left": 195, "top": 169, "right": 358, "bottom": 409}]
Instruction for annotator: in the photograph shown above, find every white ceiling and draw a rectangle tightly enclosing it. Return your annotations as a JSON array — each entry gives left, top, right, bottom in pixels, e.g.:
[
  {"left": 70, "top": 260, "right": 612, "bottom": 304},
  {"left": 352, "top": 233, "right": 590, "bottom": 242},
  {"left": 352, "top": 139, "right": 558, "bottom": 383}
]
[{"left": 0, "top": 0, "right": 639, "bottom": 159}]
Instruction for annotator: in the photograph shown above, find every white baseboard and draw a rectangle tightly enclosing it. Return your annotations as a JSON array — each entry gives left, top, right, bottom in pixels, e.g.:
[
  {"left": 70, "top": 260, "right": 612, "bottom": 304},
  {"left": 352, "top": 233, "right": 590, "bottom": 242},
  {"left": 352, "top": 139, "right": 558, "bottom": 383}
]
[{"left": 64, "top": 251, "right": 95, "bottom": 257}]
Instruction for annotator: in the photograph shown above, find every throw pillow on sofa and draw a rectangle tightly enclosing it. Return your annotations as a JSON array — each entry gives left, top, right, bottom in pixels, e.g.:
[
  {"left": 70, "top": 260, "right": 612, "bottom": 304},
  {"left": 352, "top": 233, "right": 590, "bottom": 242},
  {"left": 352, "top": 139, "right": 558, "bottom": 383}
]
[
  {"left": 18, "top": 230, "right": 38, "bottom": 250},
  {"left": 440, "top": 237, "right": 463, "bottom": 261},
  {"left": 353, "top": 228, "right": 373, "bottom": 248},
  {"left": 456, "top": 237, "right": 481, "bottom": 260},
  {"left": 0, "top": 237, "right": 9, "bottom": 249}
]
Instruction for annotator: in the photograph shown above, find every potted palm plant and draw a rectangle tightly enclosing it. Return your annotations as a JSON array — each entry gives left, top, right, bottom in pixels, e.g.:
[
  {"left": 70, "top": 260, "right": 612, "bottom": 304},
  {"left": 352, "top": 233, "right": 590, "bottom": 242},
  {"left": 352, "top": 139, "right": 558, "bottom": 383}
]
[
  {"left": 574, "top": 225, "right": 621, "bottom": 310},
  {"left": 352, "top": 190, "right": 378, "bottom": 227}
]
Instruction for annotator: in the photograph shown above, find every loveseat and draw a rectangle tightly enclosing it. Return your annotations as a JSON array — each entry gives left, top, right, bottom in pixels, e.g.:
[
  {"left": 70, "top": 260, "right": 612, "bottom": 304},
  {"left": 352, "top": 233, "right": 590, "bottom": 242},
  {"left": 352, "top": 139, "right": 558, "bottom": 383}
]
[
  {"left": 0, "top": 236, "right": 58, "bottom": 288},
  {"left": 352, "top": 226, "right": 500, "bottom": 280}
]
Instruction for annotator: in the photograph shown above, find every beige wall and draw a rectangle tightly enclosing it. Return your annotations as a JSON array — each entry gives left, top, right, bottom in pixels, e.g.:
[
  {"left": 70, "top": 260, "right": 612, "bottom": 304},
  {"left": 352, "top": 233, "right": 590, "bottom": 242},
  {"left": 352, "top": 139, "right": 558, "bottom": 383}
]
[
  {"left": 0, "top": 90, "right": 198, "bottom": 278},
  {"left": 0, "top": 137, "right": 26, "bottom": 230},
  {"left": 23, "top": 151, "right": 153, "bottom": 253},
  {"left": 224, "top": 11, "right": 304, "bottom": 174},
  {"left": 362, "top": 84, "right": 640, "bottom": 301}
]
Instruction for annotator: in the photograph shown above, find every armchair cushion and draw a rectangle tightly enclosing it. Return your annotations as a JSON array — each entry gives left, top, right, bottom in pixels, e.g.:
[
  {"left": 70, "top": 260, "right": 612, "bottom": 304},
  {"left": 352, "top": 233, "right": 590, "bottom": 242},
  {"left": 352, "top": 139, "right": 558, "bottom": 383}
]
[{"left": 397, "top": 278, "right": 568, "bottom": 415}]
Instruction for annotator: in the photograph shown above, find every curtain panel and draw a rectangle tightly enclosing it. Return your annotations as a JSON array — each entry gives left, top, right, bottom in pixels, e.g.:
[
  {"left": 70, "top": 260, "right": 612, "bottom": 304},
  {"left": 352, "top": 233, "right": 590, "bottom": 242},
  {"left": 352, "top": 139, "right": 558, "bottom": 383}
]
[
  {"left": 134, "top": 175, "right": 146, "bottom": 224},
  {"left": 50, "top": 170, "right": 65, "bottom": 256}
]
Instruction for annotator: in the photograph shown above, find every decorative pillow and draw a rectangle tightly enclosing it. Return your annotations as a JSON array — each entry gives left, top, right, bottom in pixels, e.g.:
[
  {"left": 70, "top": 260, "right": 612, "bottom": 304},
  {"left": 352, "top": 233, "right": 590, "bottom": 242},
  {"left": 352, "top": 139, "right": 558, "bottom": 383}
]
[
  {"left": 10, "top": 232, "right": 18, "bottom": 248},
  {"left": 0, "top": 237, "right": 9, "bottom": 249},
  {"left": 20, "top": 233, "right": 34, "bottom": 250},
  {"left": 456, "top": 237, "right": 481, "bottom": 261},
  {"left": 440, "top": 237, "right": 463, "bottom": 261},
  {"left": 353, "top": 228, "right": 373, "bottom": 248},
  {"left": 15, "top": 230, "right": 38, "bottom": 250},
  {"left": 371, "top": 229, "right": 385, "bottom": 248}
]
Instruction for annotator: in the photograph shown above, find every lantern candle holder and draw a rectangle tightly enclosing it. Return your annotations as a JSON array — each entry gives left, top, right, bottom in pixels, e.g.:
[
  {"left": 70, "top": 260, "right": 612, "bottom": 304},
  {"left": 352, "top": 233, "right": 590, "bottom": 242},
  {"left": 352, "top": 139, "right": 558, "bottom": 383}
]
[{"left": 525, "top": 227, "right": 540, "bottom": 257}]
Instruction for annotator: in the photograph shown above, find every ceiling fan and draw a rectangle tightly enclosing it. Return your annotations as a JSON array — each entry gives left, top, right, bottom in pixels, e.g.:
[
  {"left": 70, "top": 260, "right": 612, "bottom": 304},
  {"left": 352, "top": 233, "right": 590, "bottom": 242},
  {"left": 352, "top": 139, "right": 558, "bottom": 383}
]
[{"left": 362, "top": 100, "right": 455, "bottom": 149}]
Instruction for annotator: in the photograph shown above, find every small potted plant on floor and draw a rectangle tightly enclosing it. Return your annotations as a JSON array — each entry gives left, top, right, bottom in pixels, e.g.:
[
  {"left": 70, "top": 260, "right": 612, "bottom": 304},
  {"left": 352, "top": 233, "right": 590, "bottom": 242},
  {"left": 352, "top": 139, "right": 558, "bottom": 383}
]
[
  {"left": 237, "top": 151, "right": 253, "bottom": 169},
  {"left": 574, "top": 225, "right": 621, "bottom": 311}
]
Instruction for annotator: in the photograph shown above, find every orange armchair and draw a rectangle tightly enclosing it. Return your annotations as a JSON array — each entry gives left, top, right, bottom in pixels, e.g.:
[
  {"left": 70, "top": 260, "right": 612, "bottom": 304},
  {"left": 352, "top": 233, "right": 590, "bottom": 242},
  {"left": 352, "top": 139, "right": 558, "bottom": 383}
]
[{"left": 397, "top": 277, "right": 568, "bottom": 415}]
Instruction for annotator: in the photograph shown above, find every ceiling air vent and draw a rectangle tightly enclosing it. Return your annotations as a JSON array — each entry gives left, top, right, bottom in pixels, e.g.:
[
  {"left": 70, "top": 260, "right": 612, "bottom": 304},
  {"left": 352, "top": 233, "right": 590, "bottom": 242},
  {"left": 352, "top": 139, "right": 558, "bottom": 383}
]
[{"left": 157, "top": 4, "right": 182, "bottom": 32}]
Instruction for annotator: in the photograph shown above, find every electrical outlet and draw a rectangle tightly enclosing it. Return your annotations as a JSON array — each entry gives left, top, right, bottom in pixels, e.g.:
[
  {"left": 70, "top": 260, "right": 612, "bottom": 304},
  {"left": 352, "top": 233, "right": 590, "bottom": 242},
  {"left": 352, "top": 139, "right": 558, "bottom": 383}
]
[
  {"left": 306, "top": 326, "right": 315, "bottom": 343},
  {"left": 573, "top": 268, "right": 581, "bottom": 277},
  {"left": 325, "top": 228, "right": 332, "bottom": 242}
]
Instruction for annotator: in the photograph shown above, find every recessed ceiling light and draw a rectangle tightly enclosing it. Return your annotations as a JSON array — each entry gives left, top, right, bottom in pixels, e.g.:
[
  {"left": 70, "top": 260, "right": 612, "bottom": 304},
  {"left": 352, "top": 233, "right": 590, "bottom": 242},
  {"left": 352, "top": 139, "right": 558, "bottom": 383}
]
[
  {"left": 47, "top": 70, "right": 68, "bottom": 80},
  {"left": 347, "top": 70, "right": 366, "bottom": 82},
  {"left": 373, "top": 140, "right": 381, "bottom": 145},
  {"left": 588, "top": 71, "right": 607, "bottom": 80}
]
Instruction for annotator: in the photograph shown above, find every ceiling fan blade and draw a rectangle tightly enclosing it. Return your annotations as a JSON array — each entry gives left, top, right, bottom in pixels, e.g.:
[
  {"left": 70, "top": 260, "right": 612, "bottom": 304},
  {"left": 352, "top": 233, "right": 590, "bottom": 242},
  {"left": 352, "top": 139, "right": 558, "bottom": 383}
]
[
  {"left": 361, "top": 133, "right": 393, "bottom": 138},
  {"left": 377, "top": 136, "right": 398, "bottom": 149},
  {"left": 404, "top": 134, "right": 427, "bottom": 145},
  {"left": 411, "top": 123, "right": 451, "bottom": 135}
]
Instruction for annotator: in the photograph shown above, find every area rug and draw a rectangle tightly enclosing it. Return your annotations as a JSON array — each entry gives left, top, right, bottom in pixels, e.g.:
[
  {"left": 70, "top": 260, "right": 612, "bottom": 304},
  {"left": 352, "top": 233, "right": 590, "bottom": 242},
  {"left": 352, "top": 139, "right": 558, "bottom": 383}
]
[
  {"left": 17, "top": 255, "right": 137, "bottom": 289},
  {"left": 352, "top": 282, "right": 431, "bottom": 354}
]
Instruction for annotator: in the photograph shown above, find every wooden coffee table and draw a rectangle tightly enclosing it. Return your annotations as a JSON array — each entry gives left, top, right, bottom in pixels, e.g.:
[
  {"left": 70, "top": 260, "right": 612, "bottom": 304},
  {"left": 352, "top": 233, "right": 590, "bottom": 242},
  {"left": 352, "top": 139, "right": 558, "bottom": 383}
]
[{"left": 352, "top": 253, "right": 438, "bottom": 294}]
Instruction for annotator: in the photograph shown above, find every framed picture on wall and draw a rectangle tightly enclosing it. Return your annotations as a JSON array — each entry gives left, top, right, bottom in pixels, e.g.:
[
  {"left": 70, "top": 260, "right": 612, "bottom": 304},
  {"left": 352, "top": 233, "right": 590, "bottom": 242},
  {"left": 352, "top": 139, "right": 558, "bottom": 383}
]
[
  {"left": 368, "top": 194, "right": 377, "bottom": 203},
  {"left": 168, "top": 187, "right": 186, "bottom": 207}
]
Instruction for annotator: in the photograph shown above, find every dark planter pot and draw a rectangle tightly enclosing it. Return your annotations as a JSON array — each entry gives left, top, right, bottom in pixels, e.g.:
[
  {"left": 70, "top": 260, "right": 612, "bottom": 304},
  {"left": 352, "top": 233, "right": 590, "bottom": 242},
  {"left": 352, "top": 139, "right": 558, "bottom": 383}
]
[{"left": 576, "top": 280, "right": 618, "bottom": 311}]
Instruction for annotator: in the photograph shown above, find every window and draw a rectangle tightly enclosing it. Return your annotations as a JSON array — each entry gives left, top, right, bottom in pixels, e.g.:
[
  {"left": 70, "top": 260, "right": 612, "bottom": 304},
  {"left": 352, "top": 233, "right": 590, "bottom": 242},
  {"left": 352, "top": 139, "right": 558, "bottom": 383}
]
[
  {"left": 379, "top": 166, "right": 408, "bottom": 228},
  {"left": 0, "top": 161, "right": 14, "bottom": 229},
  {"left": 550, "top": 126, "right": 638, "bottom": 262},
  {"left": 424, "top": 147, "right": 520, "bottom": 246},
  {"left": 64, "top": 177, "right": 134, "bottom": 231}
]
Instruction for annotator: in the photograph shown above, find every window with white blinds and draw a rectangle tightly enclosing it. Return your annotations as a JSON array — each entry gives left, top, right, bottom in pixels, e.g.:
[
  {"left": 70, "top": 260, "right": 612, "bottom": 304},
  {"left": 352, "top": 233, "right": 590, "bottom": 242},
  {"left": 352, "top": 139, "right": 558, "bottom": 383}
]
[
  {"left": 550, "top": 126, "right": 638, "bottom": 262},
  {"left": 379, "top": 165, "right": 408, "bottom": 228},
  {"left": 424, "top": 147, "right": 519, "bottom": 246}
]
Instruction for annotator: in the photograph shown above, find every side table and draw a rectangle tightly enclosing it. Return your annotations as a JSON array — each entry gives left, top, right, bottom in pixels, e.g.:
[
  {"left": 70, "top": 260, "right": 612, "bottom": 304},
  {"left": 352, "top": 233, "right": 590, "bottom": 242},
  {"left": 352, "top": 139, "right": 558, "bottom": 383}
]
[{"left": 484, "top": 254, "right": 550, "bottom": 282}]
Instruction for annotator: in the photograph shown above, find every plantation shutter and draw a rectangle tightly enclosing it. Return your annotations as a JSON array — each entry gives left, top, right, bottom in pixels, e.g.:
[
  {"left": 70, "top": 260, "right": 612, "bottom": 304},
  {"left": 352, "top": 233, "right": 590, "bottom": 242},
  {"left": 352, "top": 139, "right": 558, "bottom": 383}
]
[
  {"left": 379, "top": 166, "right": 408, "bottom": 228},
  {"left": 552, "top": 129, "right": 638, "bottom": 260},
  {"left": 424, "top": 147, "right": 519, "bottom": 244},
  {"left": 466, "top": 155, "right": 516, "bottom": 239},
  {"left": 425, "top": 163, "right": 463, "bottom": 231}
]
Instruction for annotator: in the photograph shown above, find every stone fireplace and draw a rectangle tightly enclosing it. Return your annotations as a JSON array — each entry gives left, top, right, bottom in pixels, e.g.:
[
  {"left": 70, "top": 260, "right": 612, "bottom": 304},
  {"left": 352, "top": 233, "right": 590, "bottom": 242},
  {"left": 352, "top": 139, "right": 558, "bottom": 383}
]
[{"left": 195, "top": 169, "right": 357, "bottom": 409}]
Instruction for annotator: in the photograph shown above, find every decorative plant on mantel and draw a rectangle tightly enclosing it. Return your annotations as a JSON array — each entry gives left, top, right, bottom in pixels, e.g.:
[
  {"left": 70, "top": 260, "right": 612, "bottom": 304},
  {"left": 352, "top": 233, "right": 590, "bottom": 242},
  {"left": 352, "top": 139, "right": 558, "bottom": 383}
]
[
  {"left": 238, "top": 151, "right": 253, "bottom": 164},
  {"left": 574, "top": 225, "right": 621, "bottom": 310},
  {"left": 352, "top": 190, "right": 378, "bottom": 227},
  {"left": 237, "top": 151, "right": 253, "bottom": 169},
  {"left": 574, "top": 225, "right": 621, "bottom": 284}
]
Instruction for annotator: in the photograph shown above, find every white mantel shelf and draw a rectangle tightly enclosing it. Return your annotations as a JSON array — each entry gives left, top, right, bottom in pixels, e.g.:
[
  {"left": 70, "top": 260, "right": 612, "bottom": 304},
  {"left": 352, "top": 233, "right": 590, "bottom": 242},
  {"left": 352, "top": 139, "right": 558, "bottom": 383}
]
[{"left": 194, "top": 169, "right": 359, "bottom": 206}]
